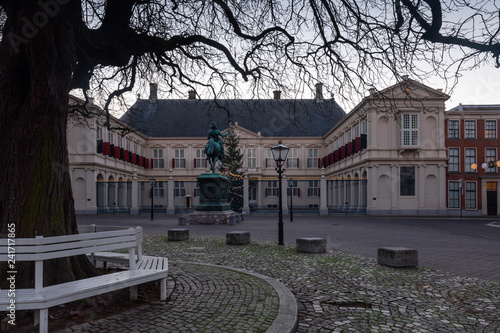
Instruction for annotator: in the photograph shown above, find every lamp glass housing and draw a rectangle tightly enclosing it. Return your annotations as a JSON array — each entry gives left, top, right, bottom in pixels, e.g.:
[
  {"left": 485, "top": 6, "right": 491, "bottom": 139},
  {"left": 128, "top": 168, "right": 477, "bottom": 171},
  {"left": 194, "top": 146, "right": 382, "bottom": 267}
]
[{"left": 271, "top": 143, "right": 289, "bottom": 163}]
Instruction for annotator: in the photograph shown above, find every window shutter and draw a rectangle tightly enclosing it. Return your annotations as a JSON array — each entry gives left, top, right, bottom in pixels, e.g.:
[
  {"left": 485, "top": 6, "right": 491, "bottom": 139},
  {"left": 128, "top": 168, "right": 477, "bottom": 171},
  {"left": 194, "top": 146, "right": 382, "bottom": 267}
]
[
  {"left": 298, "top": 188, "right": 300, "bottom": 197},
  {"left": 361, "top": 134, "right": 367, "bottom": 149},
  {"left": 172, "top": 158, "right": 175, "bottom": 169},
  {"left": 97, "top": 140, "right": 103, "bottom": 154},
  {"left": 103, "top": 142, "right": 110, "bottom": 155},
  {"left": 266, "top": 159, "right": 268, "bottom": 168},
  {"left": 194, "top": 158, "right": 197, "bottom": 168},
  {"left": 318, "top": 188, "right": 320, "bottom": 197},
  {"left": 297, "top": 158, "right": 299, "bottom": 168},
  {"left": 120, "top": 148, "right": 124, "bottom": 160},
  {"left": 123, "top": 150, "right": 129, "bottom": 162},
  {"left": 355, "top": 137, "right": 362, "bottom": 151},
  {"left": 114, "top": 146, "right": 120, "bottom": 159},
  {"left": 194, "top": 188, "right": 197, "bottom": 197},
  {"left": 145, "top": 158, "right": 149, "bottom": 169},
  {"left": 265, "top": 188, "right": 268, "bottom": 197},
  {"left": 317, "top": 158, "right": 321, "bottom": 168}
]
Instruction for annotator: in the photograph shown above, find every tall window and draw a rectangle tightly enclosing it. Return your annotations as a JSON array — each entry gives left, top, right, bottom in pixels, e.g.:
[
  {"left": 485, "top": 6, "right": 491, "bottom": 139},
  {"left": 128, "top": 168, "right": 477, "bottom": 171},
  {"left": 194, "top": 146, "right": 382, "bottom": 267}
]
[
  {"left": 448, "top": 148, "right": 459, "bottom": 172},
  {"left": 287, "top": 148, "right": 298, "bottom": 168},
  {"left": 108, "top": 131, "right": 114, "bottom": 145},
  {"left": 117, "top": 136, "right": 122, "bottom": 148},
  {"left": 154, "top": 181, "right": 164, "bottom": 197},
  {"left": 247, "top": 148, "right": 257, "bottom": 168},
  {"left": 465, "top": 148, "right": 476, "bottom": 173},
  {"left": 361, "top": 119, "right": 368, "bottom": 134},
  {"left": 126, "top": 139, "right": 131, "bottom": 151},
  {"left": 266, "top": 180, "right": 278, "bottom": 197},
  {"left": 448, "top": 120, "right": 459, "bottom": 139},
  {"left": 195, "top": 148, "right": 207, "bottom": 169},
  {"left": 465, "top": 182, "right": 477, "bottom": 209},
  {"left": 266, "top": 149, "right": 275, "bottom": 168},
  {"left": 174, "top": 148, "right": 185, "bottom": 168},
  {"left": 174, "top": 181, "right": 185, "bottom": 197},
  {"left": 307, "top": 148, "right": 318, "bottom": 168},
  {"left": 96, "top": 126, "right": 103, "bottom": 140},
  {"left": 485, "top": 120, "right": 497, "bottom": 139},
  {"left": 133, "top": 144, "right": 138, "bottom": 154},
  {"left": 448, "top": 181, "right": 460, "bottom": 209},
  {"left": 401, "top": 114, "right": 418, "bottom": 146},
  {"left": 347, "top": 130, "right": 352, "bottom": 142},
  {"left": 400, "top": 166, "right": 415, "bottom": 196},
  {"left": 486, "top": 148, "right": 497, "bottom": 173},
  {"left": 464, "top": 120, "right": 476, "bottom": 138},
  {"left": 153, "top": 149, "right": 164, "bottom": 168},
  {"left": 307, "top": 180, "right": 319, "bottom": 197},
  {"left": 354, "top": 124, "right": 359, "bottom": 138}
]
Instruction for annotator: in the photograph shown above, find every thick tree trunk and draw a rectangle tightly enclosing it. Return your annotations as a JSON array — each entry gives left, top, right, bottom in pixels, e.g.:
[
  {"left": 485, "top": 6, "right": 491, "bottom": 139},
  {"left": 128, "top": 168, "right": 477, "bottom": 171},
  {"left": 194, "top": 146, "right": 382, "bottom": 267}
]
[{"left": 0, "top": 1, "right": 98, "bottom": 288}]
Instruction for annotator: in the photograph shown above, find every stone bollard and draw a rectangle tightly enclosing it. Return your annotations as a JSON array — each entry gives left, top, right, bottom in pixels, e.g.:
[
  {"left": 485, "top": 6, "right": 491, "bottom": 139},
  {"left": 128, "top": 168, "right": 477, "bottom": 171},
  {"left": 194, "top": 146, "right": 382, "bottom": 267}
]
[
  {"left": 168, "top": 228, "right": 189, "bottom": 241},
  {"left": 296, "top": 238, "right": 326, "bottom": 253},
  {"left": 377, "top": 247, "right": 418, "bottom": 267},
  {"left": 178, "top": 216, "right": 186, "bottom": 225},
  {"left": 226, "top": 231, "right": 250, "bottom": 245}
]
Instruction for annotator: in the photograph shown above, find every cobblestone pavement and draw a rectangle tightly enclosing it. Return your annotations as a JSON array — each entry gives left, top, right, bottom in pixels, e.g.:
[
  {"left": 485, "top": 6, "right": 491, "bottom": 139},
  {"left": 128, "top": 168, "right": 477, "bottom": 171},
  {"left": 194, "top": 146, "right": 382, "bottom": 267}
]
[
  {"left": 54, "top": 235, "right": 499, "bottom": 332},
  {"left": 54, "top": 262, "right": 280, "bottom": 333}
]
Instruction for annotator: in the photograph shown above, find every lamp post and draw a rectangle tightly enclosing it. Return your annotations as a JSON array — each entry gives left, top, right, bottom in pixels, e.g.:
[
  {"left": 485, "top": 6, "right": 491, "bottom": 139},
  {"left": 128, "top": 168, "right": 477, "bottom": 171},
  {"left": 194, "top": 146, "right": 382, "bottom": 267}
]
[
  {"left": 288, "top": 178, "right": 294, "bottom": 222},
  {"left": 271, "top": 141, "right": 289, "bottom": 245},
  {"left": 149, "top": 177, "right": 156, "bottom": 220}
]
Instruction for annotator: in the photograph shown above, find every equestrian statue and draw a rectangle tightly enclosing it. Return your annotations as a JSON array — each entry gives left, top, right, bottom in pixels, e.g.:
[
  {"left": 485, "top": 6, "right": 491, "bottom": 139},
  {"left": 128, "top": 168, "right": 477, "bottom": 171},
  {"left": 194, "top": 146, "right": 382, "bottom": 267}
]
[{"left": 205, "top": 121, "right": 228, "bottom": 173}]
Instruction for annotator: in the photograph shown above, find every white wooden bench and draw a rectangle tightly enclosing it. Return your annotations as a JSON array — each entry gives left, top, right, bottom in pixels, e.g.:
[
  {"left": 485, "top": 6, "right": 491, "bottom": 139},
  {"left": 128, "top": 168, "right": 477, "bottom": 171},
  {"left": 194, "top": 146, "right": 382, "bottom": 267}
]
[{"left": 0, "top": 226, "right": 168, "bottom": 333}]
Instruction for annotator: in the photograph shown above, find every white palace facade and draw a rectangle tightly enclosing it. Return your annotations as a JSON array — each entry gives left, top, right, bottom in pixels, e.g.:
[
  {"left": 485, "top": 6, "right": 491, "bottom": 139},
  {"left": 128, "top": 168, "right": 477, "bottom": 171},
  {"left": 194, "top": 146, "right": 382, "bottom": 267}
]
[{"left": 68, "top": 78, "right": 496, "bottom": 216}]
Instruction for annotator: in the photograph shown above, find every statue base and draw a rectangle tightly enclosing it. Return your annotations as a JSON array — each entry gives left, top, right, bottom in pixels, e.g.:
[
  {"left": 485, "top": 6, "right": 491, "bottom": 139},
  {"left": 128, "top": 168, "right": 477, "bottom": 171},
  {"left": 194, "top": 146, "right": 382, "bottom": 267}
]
[
  {"left": 188, "top": 210, "right": 241, "bottom": 225},
  {"left": 196, "top": 173, "right": 231, "bottom": 211}
]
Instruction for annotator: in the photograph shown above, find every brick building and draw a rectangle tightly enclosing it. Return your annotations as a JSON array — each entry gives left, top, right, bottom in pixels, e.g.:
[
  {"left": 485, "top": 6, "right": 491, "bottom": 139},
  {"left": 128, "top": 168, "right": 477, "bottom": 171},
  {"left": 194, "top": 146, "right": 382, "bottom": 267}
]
[{"left": 445, "top": 105, "right": 500, "bottom": 216}]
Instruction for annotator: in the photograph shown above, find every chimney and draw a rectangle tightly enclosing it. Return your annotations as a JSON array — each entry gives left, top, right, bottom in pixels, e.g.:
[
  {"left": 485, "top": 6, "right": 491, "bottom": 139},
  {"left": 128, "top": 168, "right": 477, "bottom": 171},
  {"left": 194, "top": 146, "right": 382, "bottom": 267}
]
[
  {"left": 149, "top": 83, "right": 158, "bottom": 103},
  {"left": 188, "top": 90, "right": 197, "bottom": 99},
  {"left": 273, "top": 90, "right": 281, "bottom": 99},
  {"left": 315, "top": 83, "right": 323, "bottom": 101}
]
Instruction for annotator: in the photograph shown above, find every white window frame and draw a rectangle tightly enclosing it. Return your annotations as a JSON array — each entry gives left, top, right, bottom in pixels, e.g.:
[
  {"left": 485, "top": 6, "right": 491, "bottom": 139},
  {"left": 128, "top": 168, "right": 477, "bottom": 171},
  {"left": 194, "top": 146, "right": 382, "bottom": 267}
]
[
  {"left": 465, "top": 181, "right": 477, "bottom": 210},
  {"left": 153, "top": 149, "right": 164, "bottom": 169},
  {"left": 401, "top": 114, "right": 419, "bottom": 147},
  {"left": 266, "top": 180, "right": 278, "bottom": 197},
  {"left": 247, "top": 148, "right": 257, "bottom": 168},
  {"left": 485, "top": 120, "right": 497, "bottom": 139},
  {"left": 465, "top": 148, "right": 476, "bottom": 173},
  {"left": 174, "top": 181, "right": 186, "bottom": 197},
  {"left": 307, "top": 148, "right": 318, "bottom": 168},
  {"left": 287, "top": 148, "right": 299, "bottom": 168},
  {"left": 485, "top": 148, "right": 497, "bottom": 173},
  {"left": 195, "top": 148, "right": 207, "bottom": 169},
  {"left": 174, "top": 148, "right": 185, "bottom": 168},
  {"left": 307, "top": 180, "right": 319, "bottom": 197},
  {"left": 448, "top": 120, "right": 459, "bottom": 139},
  {"left": 448, "top": 148, "right": 460, "bottom": 173},
  {"left": 464, "top": 120, "right": 476, "bottom": 139},
  {"left": 448, "top": 181, "right": 460, "bottom": 209}
]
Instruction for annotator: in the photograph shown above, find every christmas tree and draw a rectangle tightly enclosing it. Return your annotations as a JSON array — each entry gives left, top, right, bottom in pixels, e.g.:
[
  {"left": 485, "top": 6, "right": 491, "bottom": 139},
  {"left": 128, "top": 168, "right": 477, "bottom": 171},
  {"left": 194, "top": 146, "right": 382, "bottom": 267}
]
[{"left": 225, "top": 128, "right": 244, "bottom": 175}]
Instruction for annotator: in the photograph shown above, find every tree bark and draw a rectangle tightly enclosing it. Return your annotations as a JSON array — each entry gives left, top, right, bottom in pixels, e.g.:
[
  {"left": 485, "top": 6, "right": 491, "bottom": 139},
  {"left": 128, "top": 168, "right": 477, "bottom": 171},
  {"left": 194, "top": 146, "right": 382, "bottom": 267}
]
[{"left": 0, "top": 1, "right": 98, "bottom": 287}]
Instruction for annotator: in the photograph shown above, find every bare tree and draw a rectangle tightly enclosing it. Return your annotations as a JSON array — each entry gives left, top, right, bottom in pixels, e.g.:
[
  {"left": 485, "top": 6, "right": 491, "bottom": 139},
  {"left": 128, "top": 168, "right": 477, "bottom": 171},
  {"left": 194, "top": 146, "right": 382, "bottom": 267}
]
[{"left": 0, "top": 1, "right": 498, "bottom": 285}]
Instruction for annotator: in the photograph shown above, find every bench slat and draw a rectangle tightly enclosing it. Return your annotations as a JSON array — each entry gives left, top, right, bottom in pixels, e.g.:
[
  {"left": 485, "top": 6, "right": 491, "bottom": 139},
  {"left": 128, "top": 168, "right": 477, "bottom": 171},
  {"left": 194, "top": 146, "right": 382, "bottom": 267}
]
[{"left": 0, "top": 269, "right": 168, "bottom": 310}]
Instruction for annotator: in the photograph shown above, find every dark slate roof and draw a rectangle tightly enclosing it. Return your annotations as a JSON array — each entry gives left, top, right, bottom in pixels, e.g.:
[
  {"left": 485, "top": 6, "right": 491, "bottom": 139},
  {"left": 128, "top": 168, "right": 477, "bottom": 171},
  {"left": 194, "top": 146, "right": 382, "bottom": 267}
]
[{"left": 120, "top": 98, "right": 346, "bottom": 137}]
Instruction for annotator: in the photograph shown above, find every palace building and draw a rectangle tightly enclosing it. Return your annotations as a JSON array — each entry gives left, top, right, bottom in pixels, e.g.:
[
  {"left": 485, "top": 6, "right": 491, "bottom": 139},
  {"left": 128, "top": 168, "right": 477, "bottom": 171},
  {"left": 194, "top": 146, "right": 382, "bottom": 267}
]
[{"left": 67, "top": 78, "right": 499, "bottom": 216}]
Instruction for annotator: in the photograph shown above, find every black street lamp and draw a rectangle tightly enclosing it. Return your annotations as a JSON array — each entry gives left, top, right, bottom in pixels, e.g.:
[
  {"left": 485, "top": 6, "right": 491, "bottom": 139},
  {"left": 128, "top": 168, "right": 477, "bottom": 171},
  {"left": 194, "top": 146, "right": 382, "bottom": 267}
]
[
  {"left": 149, "top": 177, "right": 156, "bottom": 220},
  {"left": 288, "top": 178, "right": 294, "bottom": 222},
  {"left": 271, "top": 141, "right": 289, "bottom": 245}
]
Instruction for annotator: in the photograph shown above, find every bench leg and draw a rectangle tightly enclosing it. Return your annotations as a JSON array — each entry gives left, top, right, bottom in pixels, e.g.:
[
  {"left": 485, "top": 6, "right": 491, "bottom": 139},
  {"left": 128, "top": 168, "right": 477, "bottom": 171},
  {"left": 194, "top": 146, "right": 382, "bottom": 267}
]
[
  {"left": 161, "top": 278, "right": 167, "bottom": 301},
  {"left": 39, "top": 308, "right": 48, "bottom": 333},
  {"left": 130, "top": 286, "right": 138, "bottom": 300}
]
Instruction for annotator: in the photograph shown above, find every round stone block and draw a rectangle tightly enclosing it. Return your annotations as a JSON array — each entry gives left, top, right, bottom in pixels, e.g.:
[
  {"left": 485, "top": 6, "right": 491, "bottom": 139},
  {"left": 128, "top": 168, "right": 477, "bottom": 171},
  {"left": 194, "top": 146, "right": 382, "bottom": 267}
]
[
  {"left": 168, "top": 228, "right": 189, "bottom": 241},
  {"left": 226, "top": 231, "right": 250, "bottom": 245},
  {"left": 296, "top": 238, "right": 326, "bottom": 253}
]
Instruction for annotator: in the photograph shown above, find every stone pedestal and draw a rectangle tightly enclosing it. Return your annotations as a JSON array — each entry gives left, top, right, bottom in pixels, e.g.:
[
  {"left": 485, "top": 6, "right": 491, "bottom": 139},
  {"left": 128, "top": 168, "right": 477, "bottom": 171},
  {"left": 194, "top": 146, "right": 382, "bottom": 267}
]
[
  {"left": 226, "top": 231, "right": 250, "bottom": 245},
  {"left": 296, "top": 238, "right": 326, "bottom": 253},
  {"left": 196, "top": 173, "right": 231, "bottom": 211},
  {"left": 189, "top": 210, "right": 239, "bottom": 225},
  {"left": 377, "top": 247, "right": 418, "bottom": 267},
  {"left": 168, "top": 228, "right": 189, "bottom": 241}
]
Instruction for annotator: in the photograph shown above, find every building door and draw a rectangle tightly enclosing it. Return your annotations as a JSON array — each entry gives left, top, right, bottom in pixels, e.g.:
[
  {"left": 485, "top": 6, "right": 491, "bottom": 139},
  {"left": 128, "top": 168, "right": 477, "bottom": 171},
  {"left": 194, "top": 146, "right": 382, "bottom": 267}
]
[{"left": 486, "top": 182, "right": 498, "bottom": 216}]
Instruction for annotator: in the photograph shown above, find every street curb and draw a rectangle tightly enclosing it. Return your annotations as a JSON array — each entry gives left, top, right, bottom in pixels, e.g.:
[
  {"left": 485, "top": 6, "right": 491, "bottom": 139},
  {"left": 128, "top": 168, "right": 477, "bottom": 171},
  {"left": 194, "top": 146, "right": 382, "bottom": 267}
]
[{"left": 179, "top": 262, "right": 298, "bottom": 333}]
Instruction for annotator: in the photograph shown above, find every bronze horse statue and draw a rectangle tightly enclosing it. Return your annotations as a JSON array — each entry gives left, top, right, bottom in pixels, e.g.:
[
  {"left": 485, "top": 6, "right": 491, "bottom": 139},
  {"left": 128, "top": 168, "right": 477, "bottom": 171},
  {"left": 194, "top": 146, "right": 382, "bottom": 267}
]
[
  {"left": 205, "top": 138, "right": 225, "bottom": 173},
  {"left": 205, "top": 121, "right": 228, "bottom": 173}
]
